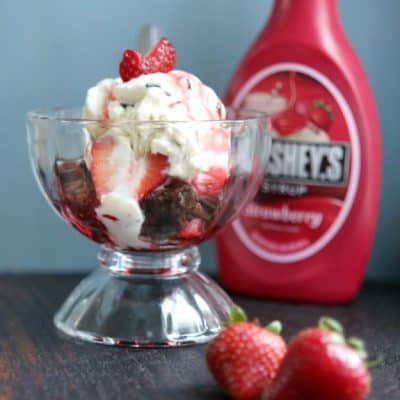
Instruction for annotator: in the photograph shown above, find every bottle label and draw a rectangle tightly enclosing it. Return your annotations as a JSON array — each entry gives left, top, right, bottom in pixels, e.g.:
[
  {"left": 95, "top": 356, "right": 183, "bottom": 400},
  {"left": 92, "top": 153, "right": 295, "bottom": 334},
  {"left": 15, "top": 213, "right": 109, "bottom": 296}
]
[{"left": 231, "top": 63, "right": 360, "bottom": 263}]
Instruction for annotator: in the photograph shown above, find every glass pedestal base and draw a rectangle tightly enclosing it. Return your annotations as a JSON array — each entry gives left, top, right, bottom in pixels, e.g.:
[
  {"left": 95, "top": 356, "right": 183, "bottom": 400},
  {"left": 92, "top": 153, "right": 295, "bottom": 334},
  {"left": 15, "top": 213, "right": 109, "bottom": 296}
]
[{"left": 54, "top": 246, "right": 234, "bottom": 347}]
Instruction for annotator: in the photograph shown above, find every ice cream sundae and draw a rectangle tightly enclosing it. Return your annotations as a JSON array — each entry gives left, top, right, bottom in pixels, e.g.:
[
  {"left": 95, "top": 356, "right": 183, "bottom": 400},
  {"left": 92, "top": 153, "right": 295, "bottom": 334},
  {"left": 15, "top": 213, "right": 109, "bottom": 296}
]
[{"left": 55, "top": 38, "right": 230, "bottom": 250}]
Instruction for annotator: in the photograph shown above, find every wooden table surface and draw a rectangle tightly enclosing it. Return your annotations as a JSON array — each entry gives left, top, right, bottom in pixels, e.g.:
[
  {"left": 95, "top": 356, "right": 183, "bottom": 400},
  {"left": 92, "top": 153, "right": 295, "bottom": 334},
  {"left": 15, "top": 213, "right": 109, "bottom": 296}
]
[{"left": 0, "top": 275, "right": 398, "bottom": 400}]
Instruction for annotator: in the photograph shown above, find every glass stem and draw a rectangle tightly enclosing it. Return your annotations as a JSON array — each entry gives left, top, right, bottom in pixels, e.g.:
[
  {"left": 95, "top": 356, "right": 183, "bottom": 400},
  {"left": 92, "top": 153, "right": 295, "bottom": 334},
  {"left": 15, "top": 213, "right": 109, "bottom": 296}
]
[{"left": 98, "top": 245, "right": 201, "bottom": 278}]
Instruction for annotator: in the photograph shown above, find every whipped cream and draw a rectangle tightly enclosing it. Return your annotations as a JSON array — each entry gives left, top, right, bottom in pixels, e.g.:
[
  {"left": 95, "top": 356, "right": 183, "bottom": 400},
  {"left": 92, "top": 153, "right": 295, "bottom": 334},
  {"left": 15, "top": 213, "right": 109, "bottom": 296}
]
[
  {"left": 96, "top": 192, "right": 146, "bottom": 249},
  {"left": 83, "top": 70, "right": 226, "bottom": 181}
]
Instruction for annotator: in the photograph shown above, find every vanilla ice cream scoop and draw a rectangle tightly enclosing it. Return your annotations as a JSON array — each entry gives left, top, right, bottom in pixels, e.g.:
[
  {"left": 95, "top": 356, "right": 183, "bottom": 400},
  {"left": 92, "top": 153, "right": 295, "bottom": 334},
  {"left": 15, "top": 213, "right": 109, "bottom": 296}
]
[{"left": 83, "top": 70, "right": 226, "bottom": 181}]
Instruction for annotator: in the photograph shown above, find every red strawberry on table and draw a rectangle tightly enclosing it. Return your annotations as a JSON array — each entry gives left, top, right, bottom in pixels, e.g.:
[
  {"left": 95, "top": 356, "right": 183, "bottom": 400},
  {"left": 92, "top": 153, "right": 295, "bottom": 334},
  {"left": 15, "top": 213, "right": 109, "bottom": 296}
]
[
  {"left": 262, "top": 317, "right": 371, "bottom": 400},
  {"left": 119, "top": 37, "right": 176, "bottom": 82},
  {"left": 91, "top": 135, "right": 168, "bottom": 201},
  {"left": 207, "top": 307, "right": 287, "bottom": 400}
]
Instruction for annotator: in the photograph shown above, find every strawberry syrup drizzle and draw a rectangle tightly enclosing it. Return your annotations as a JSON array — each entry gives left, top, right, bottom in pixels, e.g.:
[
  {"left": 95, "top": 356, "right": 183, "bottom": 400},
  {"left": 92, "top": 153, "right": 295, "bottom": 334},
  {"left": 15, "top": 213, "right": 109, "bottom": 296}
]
[
  {"left": 168, "top": 71, "right": 219, "bottom": 120},
  {"left": 102, "top": 214, "right": 119, "bottom": 221},
  {"left": 100, "top": 89, "right": 116, "bottom": 127},
  {"left": 166, "top": 71, "right": 227, "bottom": 160},
  {"left": 55, "top": 187, "right": 111, "bottom": 244}
]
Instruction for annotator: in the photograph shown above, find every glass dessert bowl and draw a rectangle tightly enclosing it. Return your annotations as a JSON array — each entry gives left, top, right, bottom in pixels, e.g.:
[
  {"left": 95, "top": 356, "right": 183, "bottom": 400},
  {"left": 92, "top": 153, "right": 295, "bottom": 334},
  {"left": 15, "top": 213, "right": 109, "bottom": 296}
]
[{"left": 27, "top": 107, "right": 270, "bottom": 346}]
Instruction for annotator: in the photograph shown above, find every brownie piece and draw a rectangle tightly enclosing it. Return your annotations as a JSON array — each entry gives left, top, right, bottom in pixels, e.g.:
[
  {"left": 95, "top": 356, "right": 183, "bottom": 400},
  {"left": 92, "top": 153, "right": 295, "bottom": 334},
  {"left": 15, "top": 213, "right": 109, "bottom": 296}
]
[
  {"left": 192, "top": 195, "right": 221, "bottom": 222},
  {"left": 54, "top": 158, "right": 108, "bottom": 242},
  {"left": 55, "top": 158, "right": 98, "bottom": 216},
  {"left": 140, "top": 176, "right": 225, "bottom": 241},
  {"left": 140, "top": 179, "right": 198, "bottom": 240}
]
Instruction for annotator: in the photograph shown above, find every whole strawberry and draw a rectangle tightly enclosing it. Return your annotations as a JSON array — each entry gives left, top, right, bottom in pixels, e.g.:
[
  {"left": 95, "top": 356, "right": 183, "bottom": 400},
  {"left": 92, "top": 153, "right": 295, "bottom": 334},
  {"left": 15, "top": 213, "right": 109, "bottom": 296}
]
[
  {"left": 207, "top": 307, "right": 287, "bottom": 400},
  {"left": 263, "top": 317, "right": 371, "bottom": 400}
]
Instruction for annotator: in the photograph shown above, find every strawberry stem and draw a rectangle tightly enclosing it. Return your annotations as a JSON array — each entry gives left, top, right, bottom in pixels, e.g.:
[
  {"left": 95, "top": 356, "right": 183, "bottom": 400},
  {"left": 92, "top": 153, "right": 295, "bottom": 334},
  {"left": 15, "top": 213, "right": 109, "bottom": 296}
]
[
  {"left": 346, "top": 336, "right": 368, "bottom": 360},
  {"left": 318, "top": 317, "right": 379, "bottom": 367},
  {"left": 228, "top": 306, "right": 247, "bottom": 324},
  {"left": 366, "top": 355, "right": 384, "bottom": 369},
  {"left": 318, "top": 317, "right": 344, "bottom": 335},
  {"left": 266, "top": 320, "right": 282, "bottom": 335},
  {"left": 347, "top": 336, "right": 365, "bottom": 350}
]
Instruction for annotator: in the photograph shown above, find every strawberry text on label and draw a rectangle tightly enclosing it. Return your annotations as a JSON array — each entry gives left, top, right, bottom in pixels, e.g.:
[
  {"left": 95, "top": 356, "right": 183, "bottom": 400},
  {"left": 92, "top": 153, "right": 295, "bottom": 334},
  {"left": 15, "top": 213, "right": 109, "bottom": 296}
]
[{"left": 243, "top": 203, "right": 323, "bottom": 229}]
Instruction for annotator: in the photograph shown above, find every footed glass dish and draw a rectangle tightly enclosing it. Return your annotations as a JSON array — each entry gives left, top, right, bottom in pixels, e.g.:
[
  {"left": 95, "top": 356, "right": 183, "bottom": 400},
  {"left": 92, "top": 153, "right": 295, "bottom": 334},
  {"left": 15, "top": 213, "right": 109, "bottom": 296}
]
[{"left": 27, "top": 107, "right": 270, "bottom": 347}]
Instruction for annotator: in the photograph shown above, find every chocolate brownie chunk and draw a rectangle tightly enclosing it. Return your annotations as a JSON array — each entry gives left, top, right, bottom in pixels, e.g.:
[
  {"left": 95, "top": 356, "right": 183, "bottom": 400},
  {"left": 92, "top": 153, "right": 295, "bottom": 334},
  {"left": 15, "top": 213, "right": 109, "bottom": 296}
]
[
  {"left": 140, "top": 179, "right": 198, "bottom": 240},
  {"left": 55, "top": 158, "right": 98, "bottom": 216},
  {"left": 140, "top": 177, "right": 224, "bottom": 241},
  {"left": 54, "top": 158, "right": 108, "bottom": 242},
  {"left": 192, "top": 195, "right": 221, "bottom": 222}
]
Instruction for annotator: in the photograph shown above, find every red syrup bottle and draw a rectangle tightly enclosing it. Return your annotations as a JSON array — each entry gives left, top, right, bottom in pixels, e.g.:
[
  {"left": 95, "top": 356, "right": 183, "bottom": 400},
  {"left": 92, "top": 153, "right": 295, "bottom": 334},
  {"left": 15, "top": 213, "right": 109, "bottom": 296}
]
[{"left": 216, "top": 0, "right": 381, "bottom": 303}]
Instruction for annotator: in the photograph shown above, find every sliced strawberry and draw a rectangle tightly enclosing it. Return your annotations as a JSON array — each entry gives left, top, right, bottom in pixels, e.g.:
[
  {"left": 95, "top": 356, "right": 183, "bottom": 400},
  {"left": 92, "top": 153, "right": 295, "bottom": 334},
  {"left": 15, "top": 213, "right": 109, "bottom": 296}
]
[
  {"left": 140, "top": 37, "right": 176, "bottom": 74},
  {"left": 91, "top": 135, "right": 132, "bottom": 198},
  {"left": 192, "top": 166, "right": 229, "bottom": 196},
  {"left": 135, "top": 153, "right": 168, "bottom": 200},
  {"left": 177, "top": 218, "right": 204, "bottom": 239},
  {"left": 119, "top": 49, "right": 143, "bottom": 82},
  {"left": 91, "top": 135, "right": 168, "bottom": 200}
]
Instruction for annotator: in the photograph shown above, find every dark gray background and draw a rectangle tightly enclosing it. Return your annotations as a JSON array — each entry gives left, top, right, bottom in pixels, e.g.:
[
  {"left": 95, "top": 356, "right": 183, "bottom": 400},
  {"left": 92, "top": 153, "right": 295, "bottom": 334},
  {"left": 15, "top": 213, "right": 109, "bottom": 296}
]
[{"left": 1, "top": 0, "right": 398, "bottom": 279}]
